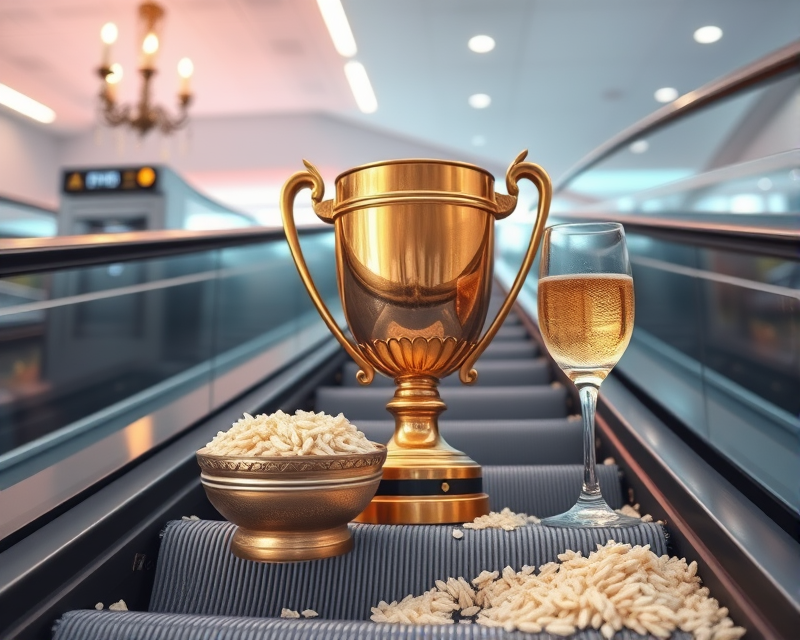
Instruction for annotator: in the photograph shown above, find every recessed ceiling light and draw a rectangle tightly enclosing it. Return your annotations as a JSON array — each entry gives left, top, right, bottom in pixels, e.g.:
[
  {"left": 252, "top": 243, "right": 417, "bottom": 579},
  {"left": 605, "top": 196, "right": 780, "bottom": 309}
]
[
  {"left": 757, "top": 177, "right": 772, "bottom": 191},
  {"left": 472, "top": 135, "right": 486, "bottom": 147},
  {"left": 629, "top": 140, "right": 649, "bottom": 154},
  {"left": 317, "top": 0, "right": 357, "bottom": 57},
  {"left": 654, "top": 87, "right": 679, "bottom": 103},
  {"left": 468, "top": 35, "right": 495, "bottom": 53},
  {"left": 0, "top": 83, "right": 55, "bottom": 123},
  {"left": 694, "top": 26, "right": 723, "bottom": 44},
  {"left": 468, "top": 93, "right": 491, "bottom": 109},
  {"left": 344, "top": 61, "right": 377, "bottom": 113}
]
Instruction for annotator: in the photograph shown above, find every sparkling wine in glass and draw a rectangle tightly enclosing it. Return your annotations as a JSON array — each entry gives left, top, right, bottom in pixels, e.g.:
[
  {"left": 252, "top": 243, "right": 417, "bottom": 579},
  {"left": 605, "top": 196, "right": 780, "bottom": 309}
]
[{"left": 538, "top": 222, "right": 641, "bottom": 527}]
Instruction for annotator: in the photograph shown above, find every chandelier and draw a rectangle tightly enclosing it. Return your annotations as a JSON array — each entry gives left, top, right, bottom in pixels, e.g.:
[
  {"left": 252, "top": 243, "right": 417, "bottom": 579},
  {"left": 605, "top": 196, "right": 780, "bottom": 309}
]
[{"left": 97, "top": 2, "right": 193, "bottom": 136}]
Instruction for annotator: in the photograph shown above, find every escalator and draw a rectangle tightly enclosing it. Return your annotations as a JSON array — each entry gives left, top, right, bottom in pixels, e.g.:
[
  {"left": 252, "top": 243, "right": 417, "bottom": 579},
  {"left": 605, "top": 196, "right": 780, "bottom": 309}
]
[{"left": 51, "top": 294, "right": 680, "bottom": 640}]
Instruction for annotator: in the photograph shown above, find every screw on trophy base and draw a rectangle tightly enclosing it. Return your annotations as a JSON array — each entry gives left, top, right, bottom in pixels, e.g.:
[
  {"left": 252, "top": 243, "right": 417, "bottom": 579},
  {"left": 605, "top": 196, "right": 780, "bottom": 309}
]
[
  {"left": 353, "top": 375, "right": 489, "bottom": 524},
  {"left": 281, "top": 152, "right": 552, "bottom": 525}
]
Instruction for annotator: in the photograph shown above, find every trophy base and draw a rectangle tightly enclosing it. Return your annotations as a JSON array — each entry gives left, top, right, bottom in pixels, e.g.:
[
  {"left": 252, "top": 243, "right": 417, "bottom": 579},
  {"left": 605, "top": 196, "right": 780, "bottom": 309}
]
[
  {"left": 355, "top": 493, "right": 489, "bottom": 525},
  {"left": 355, "top": 447, "right": 490, "bottom": 524}
]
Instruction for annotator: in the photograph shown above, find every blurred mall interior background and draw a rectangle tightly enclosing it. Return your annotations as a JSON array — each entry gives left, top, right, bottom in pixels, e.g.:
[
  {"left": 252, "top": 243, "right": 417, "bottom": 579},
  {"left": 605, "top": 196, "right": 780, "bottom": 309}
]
[{"left": 0, "top": 0, "right": 798, "bottom": 225}]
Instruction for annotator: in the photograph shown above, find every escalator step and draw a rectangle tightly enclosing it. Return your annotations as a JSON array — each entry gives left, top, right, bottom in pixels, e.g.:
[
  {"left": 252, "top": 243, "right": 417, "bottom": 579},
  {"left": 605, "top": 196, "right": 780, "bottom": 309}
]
[
  {"left": 54, "top": 609, "right": 691, "bottom": 640},
  {"left": 315, "top": 385, "right": 568, "bottom": 420},
  {"left": 354, "top": 418, "right": 581, "bottom": 465},
  {"left": 483, "top": 464, "right": 624, "bottom": 514},
  {"left": 495, "top": 325, "right": 529, "bottom": 340},
  {"left": 481, "top": 340, "right": 538, "bottom": 359},
  {"left": 341, "top": 359, "right": 551, "bottom": 387},
  {"left": 146, "top": 518, "right": 667, "bottom": 619},
  {"left": 486, "top": 313, "right": 521, "bottom": 328}
]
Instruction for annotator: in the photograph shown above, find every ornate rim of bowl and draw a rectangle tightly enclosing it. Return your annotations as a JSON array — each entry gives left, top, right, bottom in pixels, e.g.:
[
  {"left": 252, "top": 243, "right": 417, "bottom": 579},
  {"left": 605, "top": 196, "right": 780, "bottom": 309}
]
[{"left": 196, "top": 444, "right": 387, "bottom": 480}]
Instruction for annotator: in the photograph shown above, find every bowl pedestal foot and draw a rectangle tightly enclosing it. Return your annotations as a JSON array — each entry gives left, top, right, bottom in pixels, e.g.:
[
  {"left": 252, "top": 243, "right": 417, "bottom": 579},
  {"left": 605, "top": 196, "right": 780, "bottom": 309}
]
[{"left": 231, "top": 524, "right": 353, "bottom": 562}]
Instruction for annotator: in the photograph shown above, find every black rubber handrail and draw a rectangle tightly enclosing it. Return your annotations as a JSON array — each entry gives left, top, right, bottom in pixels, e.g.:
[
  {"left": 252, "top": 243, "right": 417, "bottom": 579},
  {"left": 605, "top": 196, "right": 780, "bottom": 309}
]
[
  {"left": 555, "top": 39, "right": 800, "bottom": 191},
  {"left": 0, "top": 226, "right": 330, "bottom": 277}
]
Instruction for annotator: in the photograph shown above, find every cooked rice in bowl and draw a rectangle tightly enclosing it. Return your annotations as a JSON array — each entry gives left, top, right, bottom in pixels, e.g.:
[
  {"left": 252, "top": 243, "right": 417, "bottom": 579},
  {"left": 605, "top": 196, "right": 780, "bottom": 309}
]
[{"left": 203, "top": 410, "right": 378, "bottom": 457}]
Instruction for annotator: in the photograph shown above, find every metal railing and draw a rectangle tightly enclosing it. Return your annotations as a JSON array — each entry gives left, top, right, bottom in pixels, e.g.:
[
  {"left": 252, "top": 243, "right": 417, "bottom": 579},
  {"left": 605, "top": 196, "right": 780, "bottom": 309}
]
[
  {"left": 0, "top": 226, "right": 329, "bottom": 277},
  {"left": 555, "top": 39, "right": 800, "bottom": 191}
]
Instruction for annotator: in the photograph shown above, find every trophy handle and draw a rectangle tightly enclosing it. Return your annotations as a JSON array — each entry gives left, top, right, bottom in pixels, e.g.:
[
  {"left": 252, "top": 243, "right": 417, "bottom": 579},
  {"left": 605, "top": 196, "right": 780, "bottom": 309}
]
[
  {"left": 281, "top": 160, "right": 375, "bottom": 385},
  {"left": 459, "top": 150, "right": 552, "bottom": 384}
]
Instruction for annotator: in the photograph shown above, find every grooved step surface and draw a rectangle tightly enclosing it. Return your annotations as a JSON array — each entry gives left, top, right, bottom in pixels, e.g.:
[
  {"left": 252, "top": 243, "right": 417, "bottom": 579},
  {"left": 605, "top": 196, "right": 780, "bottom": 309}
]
[
  {"left": 483, "top": 464, "right": 624, "bottom": 514},
  {"left": 355, "top": 419, "right": 582, "bottom": 466},
  {"left": 486, "top": 314, "right": 521, "bottom": 329},
  {"left": 147, "top": 519, "right": 667, "bottom": 619},
  {"left": 495, "top": 325, "right": 530, "bottom": 340},
  {"left": 315, "top": 385, "right": 568, "bottom": 421},
  {"left": 481, "top": 340, "right": 538, "bottom": 360},
  {"left": 53, "top": 610, "right": 690, "bottom": 640},
  {"left": 341, "top": 359, "right": 551, "bottom": 387}
]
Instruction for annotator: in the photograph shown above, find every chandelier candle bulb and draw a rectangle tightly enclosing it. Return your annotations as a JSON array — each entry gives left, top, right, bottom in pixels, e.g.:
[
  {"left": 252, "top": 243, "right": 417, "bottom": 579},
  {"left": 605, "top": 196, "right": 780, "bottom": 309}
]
[
  {"left": 141, "top": 32, "right": 159, "bottom": 70},
  {"left": 178, "top": 58, "right": 193, "bottom": 96},
  {"left": 104, "top": 79, "right": 117, "bottom": 103},
  {"left": 100, "top": 22, "right": 118, "bottom": 67}
]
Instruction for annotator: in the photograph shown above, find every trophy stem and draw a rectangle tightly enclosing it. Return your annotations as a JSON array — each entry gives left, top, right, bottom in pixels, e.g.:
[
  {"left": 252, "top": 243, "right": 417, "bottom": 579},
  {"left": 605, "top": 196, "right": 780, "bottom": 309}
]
[
  {"left": 354, "top": 374, "right": 490, "bottom": 524},
  {"left": 386, "top": 375, "right": 446, "bottom": 450}
]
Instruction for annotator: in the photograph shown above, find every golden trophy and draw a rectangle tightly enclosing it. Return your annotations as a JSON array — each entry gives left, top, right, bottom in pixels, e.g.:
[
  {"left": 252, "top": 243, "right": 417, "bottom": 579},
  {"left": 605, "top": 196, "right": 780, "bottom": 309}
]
[{"left": 281, "top": 151, "right": 551, "bottom": 524}]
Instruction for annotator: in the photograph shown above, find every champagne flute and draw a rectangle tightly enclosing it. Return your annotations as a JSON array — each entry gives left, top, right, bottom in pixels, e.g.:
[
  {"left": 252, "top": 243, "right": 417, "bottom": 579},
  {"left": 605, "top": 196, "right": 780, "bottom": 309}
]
[{"left": 538, "top": 222, "right": 641, "bottom": 527}]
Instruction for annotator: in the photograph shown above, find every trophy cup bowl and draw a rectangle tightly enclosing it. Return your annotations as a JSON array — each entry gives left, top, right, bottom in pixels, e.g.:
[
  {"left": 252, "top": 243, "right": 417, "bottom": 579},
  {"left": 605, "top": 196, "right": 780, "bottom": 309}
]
[{"left": 281, "top": 151, "right": 551, "bottom": 524}]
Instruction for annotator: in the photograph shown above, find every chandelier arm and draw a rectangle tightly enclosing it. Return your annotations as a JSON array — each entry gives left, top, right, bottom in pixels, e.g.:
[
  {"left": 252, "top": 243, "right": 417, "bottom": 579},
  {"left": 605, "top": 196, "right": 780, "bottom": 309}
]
[
  {"left": 153, "top": 104, "right": 190, "bottom": 135},
  {"left": 101, "top": 102, "right": 132, "bottom": 127}
]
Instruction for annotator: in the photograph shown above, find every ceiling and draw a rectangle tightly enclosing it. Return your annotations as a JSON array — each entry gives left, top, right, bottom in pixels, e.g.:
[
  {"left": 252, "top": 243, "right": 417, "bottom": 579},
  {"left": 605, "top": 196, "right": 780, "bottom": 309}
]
[{"left": 0, "top": 0, "right": 798, "bottom": 182}]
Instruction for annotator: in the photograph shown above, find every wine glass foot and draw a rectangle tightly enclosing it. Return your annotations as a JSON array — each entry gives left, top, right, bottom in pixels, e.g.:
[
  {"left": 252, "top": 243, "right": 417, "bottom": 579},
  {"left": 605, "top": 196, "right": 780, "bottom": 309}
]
[{"left": 541, "top": 493, "right": 642, "bottom": 528}]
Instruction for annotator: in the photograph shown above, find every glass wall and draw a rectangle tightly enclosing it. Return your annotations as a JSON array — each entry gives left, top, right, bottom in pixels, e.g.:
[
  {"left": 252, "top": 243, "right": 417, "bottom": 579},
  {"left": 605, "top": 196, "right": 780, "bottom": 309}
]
[
  {"left": 496, "top": 220, "right": 800, "bottom": 514},
  {"left": 0, "top": 231, "right": 339, "bottom": 539}
]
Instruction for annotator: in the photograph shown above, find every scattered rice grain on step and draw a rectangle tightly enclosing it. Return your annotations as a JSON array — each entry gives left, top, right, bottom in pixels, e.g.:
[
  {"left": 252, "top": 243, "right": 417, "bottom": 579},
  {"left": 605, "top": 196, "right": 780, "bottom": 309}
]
[{"left": 370, "top": 541, "right": 744, "bottom": 639}]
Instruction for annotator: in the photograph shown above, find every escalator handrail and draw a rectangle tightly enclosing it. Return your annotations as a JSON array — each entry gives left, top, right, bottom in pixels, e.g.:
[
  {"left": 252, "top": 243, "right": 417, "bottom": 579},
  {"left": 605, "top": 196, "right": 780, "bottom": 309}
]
[
  {"left": 0, "top": 194, "right": 57, "bottom": 215},
  {"left": 550, "top": 211, "right": 800, "bottom": 243},
  {"left": 555, "top": 39, "right": 800, "bottom": 192},
  {"left": 548, "top": 211, "right": 800, "bottom": 261},
  {"left": 0, "top": 226, "right": 330, "bottom": 277}
]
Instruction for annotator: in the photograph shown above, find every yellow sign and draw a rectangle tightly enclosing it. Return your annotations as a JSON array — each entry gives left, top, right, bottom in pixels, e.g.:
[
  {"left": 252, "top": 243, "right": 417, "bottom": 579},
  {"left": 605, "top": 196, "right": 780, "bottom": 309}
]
[
  {"left": 136, "top": 167, "right": 156, "bottom": 188},
  {"left": 66, "top": 172, "right": 83, "bottom": 191}
]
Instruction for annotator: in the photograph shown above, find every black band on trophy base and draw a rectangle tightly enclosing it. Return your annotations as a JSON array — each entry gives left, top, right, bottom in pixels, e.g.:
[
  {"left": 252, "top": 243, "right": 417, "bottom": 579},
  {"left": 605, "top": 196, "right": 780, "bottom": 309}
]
[{"left": 376, "top": 477, "right": 483, "bottom": 497}]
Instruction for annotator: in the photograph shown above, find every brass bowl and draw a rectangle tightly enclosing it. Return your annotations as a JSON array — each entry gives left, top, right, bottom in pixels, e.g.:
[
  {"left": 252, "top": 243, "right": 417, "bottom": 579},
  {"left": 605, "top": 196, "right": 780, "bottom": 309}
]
[{"left": 197, "top": 445, "right": 387, "bottom": 562}]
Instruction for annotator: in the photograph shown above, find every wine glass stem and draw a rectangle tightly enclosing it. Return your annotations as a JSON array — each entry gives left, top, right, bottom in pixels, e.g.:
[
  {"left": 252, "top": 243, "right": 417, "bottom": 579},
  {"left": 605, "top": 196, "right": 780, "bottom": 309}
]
[{"left": 578, "top": 384, "right": 601, "bottom": 497}]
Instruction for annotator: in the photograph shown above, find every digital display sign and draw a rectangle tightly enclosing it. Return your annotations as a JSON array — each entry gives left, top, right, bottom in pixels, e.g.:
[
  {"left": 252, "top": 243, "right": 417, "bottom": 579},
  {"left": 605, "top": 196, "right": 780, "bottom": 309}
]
[{"left": 62, "top": 167, "right": 158, "bottom": 194}]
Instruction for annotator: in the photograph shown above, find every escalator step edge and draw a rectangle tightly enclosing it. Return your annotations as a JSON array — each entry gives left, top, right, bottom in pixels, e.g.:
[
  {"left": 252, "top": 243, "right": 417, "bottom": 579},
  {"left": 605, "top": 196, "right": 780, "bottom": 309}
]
[{"left": 53, "top": 610, "right": 692, "bottom": 640}]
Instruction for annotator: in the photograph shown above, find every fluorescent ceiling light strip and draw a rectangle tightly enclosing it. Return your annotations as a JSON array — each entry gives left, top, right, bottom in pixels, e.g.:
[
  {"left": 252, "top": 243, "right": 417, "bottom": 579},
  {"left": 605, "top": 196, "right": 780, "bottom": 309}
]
[
  {"left": 317, "top": 0, "right": 357, "bottom": 57},
  {"left": 344, "top": 61, "right": 377, "bottom": 113},
  {"left": 0, "top": 83, "right": 55, "bottom": 123}
]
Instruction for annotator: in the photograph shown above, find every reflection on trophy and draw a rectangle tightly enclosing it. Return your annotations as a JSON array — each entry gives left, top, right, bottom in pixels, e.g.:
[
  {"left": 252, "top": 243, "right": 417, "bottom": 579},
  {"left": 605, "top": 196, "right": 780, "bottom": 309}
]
[{"left": 281, "top": 151, "right": 551, "bottom": 524}]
